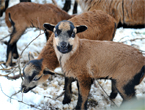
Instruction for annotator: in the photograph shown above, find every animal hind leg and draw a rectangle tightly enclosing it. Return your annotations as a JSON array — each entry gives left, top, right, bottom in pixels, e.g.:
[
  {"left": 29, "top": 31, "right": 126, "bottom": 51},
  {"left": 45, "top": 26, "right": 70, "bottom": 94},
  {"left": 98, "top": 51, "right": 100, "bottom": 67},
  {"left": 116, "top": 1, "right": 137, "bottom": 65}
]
[
  {"left": 115, "top": 80, "right": 136, "bottom": 104},
  {"left": 6, "top": 29, "right": 25, "bottom": 67},
  {"left": 109, "top": 79, "right": 118, "bottom": 99},
  {"left": 12, "top": 42, "right": 19, "bottom": 59}
]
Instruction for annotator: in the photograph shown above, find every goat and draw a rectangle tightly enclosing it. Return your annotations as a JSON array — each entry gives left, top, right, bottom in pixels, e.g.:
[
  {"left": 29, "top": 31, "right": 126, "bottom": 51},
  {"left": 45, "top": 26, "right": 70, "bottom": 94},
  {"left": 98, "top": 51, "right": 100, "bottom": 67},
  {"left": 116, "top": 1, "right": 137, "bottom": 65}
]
[
  {"left": 0, "top": 0, "right": 31, "bottom": 17},
  {"left": 21, "top": 10, "right": 117, "bottom": 104},
  {"left": 45, "top": 20, "right": 145, "bottom": 109},
  {"left": 0, "top": 0, "right": 9, "bottom": 17},
  {"left": 74, "top": 0, "right": 145, "bottom": 28},
  {"left": 4, "top": 2, "right": 73, "bottom": 67}
]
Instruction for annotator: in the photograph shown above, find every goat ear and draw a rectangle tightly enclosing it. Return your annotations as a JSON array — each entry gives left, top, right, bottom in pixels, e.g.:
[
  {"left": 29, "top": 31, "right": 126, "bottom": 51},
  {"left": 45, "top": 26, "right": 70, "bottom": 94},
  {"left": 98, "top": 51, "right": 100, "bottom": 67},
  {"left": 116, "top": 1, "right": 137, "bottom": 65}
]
[
  {"left": 28, "top": 52, "right": 34, "bottom": 61},
  {"left": 76, "top": 25, "right": 87, "bottom": 33},
  {"left": 43, "top": 23, "right": 55, "bottom": 32},
  {"left": 43, "top": 68, "right": 55, "bottom": 75}
]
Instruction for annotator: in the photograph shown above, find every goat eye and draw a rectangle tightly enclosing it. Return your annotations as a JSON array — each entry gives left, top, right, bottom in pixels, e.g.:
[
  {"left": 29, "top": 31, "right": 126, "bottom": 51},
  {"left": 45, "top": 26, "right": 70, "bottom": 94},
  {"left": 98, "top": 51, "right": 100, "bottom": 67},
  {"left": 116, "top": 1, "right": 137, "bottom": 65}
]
[
  {"left": 33, "top": 77, "right": 39, "bottom": 81},
  {"left": 33, "top": 75, "right": 43, "bottom": 81},
  {"left": 71, "top": 32, "right": 75, "bottom": 37},
  {"left": 54, "top": 32, "right": 57, "bottom": 37}
]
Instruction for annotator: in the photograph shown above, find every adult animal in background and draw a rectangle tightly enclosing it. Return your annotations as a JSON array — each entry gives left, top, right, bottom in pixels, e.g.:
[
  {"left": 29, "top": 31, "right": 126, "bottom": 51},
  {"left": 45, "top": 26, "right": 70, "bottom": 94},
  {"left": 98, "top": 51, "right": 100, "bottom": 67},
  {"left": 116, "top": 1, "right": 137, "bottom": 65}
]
[
  {"left": 45, "top": 20, "right": 145, "bottom": 109},
  {"left": 0, "top": 0, "right": 31, "bottom": 17},
  {"left": 21, "top": 10, "right": 116, "bottom": 104},
  {"left": 4, "top": 2, "right": 73, "bottom": 67},
  {"left": 73, "top": 0, "right": 145, "bottom": 28}
]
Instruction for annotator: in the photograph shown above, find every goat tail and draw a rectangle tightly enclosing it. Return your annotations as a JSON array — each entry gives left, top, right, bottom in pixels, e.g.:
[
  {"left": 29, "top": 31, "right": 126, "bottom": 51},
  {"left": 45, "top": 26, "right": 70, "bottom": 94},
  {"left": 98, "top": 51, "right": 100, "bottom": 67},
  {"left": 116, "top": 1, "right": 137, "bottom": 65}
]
[
  {"left": 5, "top": 12, "right": 15, "bottom": 33},
  {"left": 5, "top": 10, "right": 12, "bottom": 28}
]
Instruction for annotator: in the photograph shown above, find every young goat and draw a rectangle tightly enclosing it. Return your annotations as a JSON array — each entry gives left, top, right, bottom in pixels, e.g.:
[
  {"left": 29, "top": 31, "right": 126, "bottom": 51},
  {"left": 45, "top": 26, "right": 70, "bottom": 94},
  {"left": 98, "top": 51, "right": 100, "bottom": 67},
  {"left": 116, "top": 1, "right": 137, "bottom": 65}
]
[
  {"left": 45, "top": 20, "right": 145, "bottom": 109},
  {"left": 21, "top": 10, "right": 117, "bottom": 104},
  {"left": 5, "top": 2, "right": 72, "bottom": 67},
  {"left": 74, "top": 0, "right": 145, "bottom": 28}
]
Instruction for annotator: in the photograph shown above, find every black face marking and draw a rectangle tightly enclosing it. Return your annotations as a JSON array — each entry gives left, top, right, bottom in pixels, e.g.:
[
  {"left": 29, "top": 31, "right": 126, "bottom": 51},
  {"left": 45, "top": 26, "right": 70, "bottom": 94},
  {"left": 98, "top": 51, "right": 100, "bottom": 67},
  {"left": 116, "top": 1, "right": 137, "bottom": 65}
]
[
  {"left": 54, "top": 20, "right": 75, "bottom": 38},
  {"left": 23, "top": 59, "right": 43, "bottom": 80},
  {"left": 55, "top": 25, "right": 62, "bottom": 36},
  {"left": 28, "top": 71, "right": 39, "bottom": 82},
  {"left": 29, "top": 59, "right": 43, "bottom": 70},
  {"left": 123, "top": 66, "right": 145, "bottom": 97},
  {"left": 57, "top": 43, "right": 72, "bottom": 54},
  {"left": 21, "top": 85, "right": 37, "bottom": 93},
  {"left": 33, "top": 74, "right": 43, "bottom": 81}
]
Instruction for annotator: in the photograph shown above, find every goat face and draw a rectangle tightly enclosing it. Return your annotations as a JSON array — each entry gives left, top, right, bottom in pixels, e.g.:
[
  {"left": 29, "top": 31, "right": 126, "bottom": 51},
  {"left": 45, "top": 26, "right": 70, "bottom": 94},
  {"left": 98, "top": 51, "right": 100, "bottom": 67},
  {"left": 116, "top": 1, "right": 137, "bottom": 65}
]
[
  {"left": 43, "top": 20, "right": 87, "bottom": 54},
  {"left": 21, "top": 53, "right": 55, "bottom": 93}
]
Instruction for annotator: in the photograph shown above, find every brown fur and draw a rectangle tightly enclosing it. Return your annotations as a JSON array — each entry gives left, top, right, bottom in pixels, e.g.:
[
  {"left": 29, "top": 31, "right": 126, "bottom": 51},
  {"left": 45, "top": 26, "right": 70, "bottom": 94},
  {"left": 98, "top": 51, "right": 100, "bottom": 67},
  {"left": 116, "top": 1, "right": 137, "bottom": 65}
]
[
  {"left": 53, "top": 30, "right": 145, "bottom": 109},
  {"left": 5, "top": 2, "right": 72, "bottom": 34},
  {"left": 0, "top": 0, "right": 9, "bottom": 17},
  {"left": 22, "top": 10, "right": 116, "bottom": 92},
  {"left": 77, "top": 0, "right": 145, "bottom": 27},
  {"left": 5, "top": 2, "right": 73, "bottom": 66},
  {"left": 38, "top": 10, "right": 116, "bottom": 79},
  {"left": 0, "top": 0, "right": 5, "bottom": 10}
]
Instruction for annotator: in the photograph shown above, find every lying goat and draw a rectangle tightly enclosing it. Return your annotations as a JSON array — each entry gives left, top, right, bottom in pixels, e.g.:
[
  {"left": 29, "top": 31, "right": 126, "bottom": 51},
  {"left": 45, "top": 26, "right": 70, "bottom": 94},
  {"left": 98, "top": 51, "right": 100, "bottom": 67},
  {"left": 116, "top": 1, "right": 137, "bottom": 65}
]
[
  {"left": 5, "top": 2, "right": 72, "bottom": 67},
  {"left": 45, "top": 20, "right": 145, "bottom": 109},
  {"left": 21, "top": 10, "right": 117, "bottom": 104}
]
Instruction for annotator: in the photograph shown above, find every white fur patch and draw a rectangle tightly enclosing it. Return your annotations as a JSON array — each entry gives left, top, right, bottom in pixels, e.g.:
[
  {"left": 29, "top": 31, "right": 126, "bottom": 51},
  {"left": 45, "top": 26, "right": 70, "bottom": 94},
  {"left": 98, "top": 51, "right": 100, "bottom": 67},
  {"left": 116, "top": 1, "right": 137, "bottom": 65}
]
[{"left": 8, "top": 26, "right": 13, "bottom": 33}]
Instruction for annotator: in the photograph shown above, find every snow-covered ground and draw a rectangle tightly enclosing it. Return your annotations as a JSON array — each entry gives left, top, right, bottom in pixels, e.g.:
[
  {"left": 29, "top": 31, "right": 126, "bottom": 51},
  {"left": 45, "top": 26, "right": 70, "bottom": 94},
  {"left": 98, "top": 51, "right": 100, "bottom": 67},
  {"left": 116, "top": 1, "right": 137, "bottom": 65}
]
[{"left": 0, "top": 0, "right": 145, "bottom": 110}]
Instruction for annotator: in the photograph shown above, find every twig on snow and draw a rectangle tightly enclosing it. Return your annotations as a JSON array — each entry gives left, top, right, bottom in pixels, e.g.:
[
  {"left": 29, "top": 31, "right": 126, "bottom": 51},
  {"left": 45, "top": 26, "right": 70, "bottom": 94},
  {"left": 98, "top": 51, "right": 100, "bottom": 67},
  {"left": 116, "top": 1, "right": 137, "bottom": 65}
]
[
  {"left": 0, "top": 84, "right": 41, "bottom": 110},
  {"left": 54, "top": 91, "right": 65, "bottom": 100},
  {"left": 94, "top": 80, "right": 118, "bottom": 107}
]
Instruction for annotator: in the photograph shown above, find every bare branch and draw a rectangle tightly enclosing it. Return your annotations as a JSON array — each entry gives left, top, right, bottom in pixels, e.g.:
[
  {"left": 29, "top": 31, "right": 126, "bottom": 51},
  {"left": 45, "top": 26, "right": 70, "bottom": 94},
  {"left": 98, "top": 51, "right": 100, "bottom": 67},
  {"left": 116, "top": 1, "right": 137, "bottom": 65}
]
[
  {"left": 0, "top": 84, "right": 41, "bottom": 110},
  {"left": 54, "top": 91, "right": 65, "bottom": 100},
  {"left": 0, "top": 33, "right": 11, "bottom": 41},
  {"left": 52, "top": 0, "right": 57, "bottom": 6},
  {"left": 6, "top": 74, "right": 23, "bottom": 80},
  {"left": 94, "top": 80, "right": 118, "bottom": 107},
  {"left": 55, "top": 72, "right": 65, "bottom": 77},
  {"left": 120, "top": 37, "right": 145, "bottom": 43}
]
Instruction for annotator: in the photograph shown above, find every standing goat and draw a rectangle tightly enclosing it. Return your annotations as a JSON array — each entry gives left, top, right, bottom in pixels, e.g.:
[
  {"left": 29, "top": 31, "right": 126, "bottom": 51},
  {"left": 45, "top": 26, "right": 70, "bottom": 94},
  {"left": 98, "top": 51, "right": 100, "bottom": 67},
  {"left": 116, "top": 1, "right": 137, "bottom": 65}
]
[
  {"left": 0, "top": 0, "right": 31, "bottom": 17},
  {"left": 74, "top": 0, "right": 145, "bottom": 28},
  {"left": 21, "top": 10, "right": 117, "bottom": 104},
  {"left": 45, "top": 20, "right": 145, "bottom": 109},
  {"left": 5, "top": 2, "right": 72, "bottom": 67},
  {"left": 0, "top": 0, "right": 9, "bottom": 17}
]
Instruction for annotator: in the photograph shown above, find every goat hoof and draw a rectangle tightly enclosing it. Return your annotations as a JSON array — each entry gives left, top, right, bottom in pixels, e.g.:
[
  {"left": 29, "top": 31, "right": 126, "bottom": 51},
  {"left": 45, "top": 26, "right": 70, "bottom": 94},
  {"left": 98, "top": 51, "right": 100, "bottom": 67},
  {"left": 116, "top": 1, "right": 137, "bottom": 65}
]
[
  {"left": 13, "top": 53, "right": 19, "bottom": 59},
  {"left": 62, "top": 97, "right": 71, "bottom": 104},
  {"left": 4, "top": 62, "right": 16, "bottom": 67},
  {"left": 109, "top": 92, "right": 117, "bottom": 99}
]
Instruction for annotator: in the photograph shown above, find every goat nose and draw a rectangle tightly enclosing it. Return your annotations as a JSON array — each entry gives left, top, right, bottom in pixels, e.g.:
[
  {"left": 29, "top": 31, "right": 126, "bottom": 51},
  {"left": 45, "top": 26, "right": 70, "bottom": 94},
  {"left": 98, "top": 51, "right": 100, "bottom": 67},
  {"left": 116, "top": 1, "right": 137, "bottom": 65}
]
[
  {"left": 60, "top": 42, "right": 67, "bottom": 48},
  {"left": 21, "top": 85, "right": 26, "bottom": 92}
]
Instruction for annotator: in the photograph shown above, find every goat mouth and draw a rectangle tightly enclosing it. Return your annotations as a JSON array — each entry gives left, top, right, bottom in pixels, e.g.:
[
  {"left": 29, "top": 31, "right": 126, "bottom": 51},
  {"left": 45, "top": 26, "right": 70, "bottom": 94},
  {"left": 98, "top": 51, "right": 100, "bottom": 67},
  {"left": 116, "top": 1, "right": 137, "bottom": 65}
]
[
  {"left": 57, "top": 45, "right": 72, "bottom": 54},
  {"left": 21, "top": 85, "right": 36, "bottom": 93}
]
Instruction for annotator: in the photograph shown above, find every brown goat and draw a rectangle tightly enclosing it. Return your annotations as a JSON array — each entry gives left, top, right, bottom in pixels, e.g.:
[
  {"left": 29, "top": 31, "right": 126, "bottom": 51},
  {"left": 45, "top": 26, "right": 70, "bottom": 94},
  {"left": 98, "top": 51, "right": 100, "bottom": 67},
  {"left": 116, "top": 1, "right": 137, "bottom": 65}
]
[
  {"left": 5, "top": 2, "right": 73, "bottom": 67},
  {"left": 0, "top": 0, "right": 31, "bottom": 17},
  {"left": 0, "top": 0, "right": 9, "bottom": 17},
  {"left": 75, "top": 0, "right": 145, "bottom": 28},
  {"left": 45, "top": 20, "right": 145, "bottom": 109},
  {"left": 21, "top": 10, "right": 116, "bottom": 104}
]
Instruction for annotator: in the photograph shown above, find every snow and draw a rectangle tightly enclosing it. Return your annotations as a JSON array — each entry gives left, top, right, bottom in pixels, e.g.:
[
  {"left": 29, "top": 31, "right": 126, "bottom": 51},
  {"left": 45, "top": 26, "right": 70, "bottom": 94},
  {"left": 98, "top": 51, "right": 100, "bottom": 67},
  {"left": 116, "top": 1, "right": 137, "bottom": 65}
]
[{"left": 0, "top": 0, "right": 145, "bottom": 110}]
